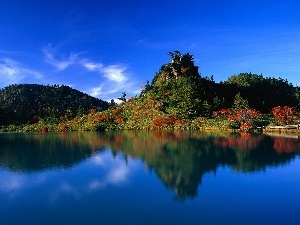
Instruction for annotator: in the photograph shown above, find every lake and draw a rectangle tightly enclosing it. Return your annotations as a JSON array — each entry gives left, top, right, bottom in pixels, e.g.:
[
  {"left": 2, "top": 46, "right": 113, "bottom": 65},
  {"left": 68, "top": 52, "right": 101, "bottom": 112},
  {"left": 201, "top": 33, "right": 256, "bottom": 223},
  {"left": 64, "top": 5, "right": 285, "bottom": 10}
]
[{"left": 0, "top": 131, "right": 299, "bottom": 225}]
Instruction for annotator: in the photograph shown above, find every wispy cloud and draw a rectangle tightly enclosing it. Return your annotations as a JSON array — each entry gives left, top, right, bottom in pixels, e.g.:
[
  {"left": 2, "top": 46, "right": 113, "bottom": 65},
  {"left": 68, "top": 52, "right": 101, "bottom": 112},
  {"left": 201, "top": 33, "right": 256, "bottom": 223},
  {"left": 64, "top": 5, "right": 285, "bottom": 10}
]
[
  {"left": 82, "top": 61, "right": 127, "bottom": 83},
  {"left": 82, "top": 61, "right": 103, "bottom": 71},
  {"left": 102, "top": 65, "right": 127, "bottom": 83},
  {"left": 80, "top": 59, "right": 137, "bottom": 100},
  {"left": 0, "top": 57, "right": 44, "bottom": 87},
  {"left": 89, "top": 85, "right": 104, "bottom": 97},
  {"left": 42, "top": 46, "right": 78, "bottom": 71}
]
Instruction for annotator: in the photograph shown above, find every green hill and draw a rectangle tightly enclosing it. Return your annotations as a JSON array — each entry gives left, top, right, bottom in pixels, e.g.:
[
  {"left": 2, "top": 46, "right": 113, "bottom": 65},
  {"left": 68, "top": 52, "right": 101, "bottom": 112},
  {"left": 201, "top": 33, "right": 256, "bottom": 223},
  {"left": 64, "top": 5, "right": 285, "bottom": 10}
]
[{"left": 0, "top": 84, "right": 109, "bottom": 125}]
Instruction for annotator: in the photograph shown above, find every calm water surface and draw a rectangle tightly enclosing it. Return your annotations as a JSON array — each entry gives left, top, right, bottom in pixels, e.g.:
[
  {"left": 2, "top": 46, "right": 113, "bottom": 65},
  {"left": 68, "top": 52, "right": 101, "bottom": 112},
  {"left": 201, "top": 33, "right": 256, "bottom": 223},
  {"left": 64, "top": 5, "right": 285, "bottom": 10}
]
[{"left": 0, "top": 131, "right": 299, "bottom": 225}]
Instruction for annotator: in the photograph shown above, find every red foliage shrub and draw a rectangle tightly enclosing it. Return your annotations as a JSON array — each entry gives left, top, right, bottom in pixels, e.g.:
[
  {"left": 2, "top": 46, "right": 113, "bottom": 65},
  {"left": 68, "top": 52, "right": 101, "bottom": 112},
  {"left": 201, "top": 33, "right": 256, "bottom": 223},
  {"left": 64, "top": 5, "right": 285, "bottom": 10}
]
[
  {"left": 112, "top": 109, "right": 119, "bottom": 115},
  {"left": 41, "top": 126, "right": 48, "bottom": 133},
  {"left": 227, "top": 108, "right": 261, "bottom": 123},
  {"left": 153, "top": 115, "right": 178, "bottom": 128},
  {"left": 240, "top": 122, "right": 252, "bottom": 132},
  {"left": 114, "top": 116, "right": 125, "bottom": 124},
  {"left": 61, "top": 124, "right": 68, "bottom": 132},
  {"left": 93, "top": 113, "right": 109, "bottom": 122},
  {"left": 227, "top": 108, "right": 261, "bottom": 132},
  {"left": 127, "top": 97, "right": 134, "bottom": 102},
  {"left": 174, "top": 119, "right": 182, "bottom": 125},
  {"left": 271, "top": 106, "right": 299, "bottom": 125},
  {"left": 72, "top": 118, "right": 78, "bottom": 124},
  {"left": 212, "top": 108, "right": 231, "bottom": 118}
]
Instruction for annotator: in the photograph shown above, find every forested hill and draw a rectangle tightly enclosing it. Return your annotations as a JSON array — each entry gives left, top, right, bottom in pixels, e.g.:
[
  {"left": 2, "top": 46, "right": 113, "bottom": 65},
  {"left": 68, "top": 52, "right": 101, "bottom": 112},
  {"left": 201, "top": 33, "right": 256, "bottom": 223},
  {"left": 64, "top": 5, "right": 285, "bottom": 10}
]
[
  {"left": 218, "top": 73, "right": 300, "bottom": 113},
  {"left": 144, "top": 51, "right": 300, "bottom": 118},
  {"left": 0, "top": 84, "right": 109, "bottom": 124}
]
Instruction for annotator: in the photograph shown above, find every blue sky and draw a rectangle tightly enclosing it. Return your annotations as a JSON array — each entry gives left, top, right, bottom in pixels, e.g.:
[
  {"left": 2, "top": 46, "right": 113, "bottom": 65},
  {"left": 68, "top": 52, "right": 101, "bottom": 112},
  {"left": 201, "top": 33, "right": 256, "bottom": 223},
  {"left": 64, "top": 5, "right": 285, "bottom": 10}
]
[{"left": 0, "top": 0, "right": 300, "bottom": 101}]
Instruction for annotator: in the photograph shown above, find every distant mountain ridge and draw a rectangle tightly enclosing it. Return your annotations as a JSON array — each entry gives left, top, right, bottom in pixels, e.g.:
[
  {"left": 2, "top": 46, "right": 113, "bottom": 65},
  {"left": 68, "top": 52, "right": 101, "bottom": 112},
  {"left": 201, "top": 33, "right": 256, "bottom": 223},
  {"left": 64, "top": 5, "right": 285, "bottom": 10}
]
[{"left": 0, "top": 84, "right": 109, "bottom": 124}]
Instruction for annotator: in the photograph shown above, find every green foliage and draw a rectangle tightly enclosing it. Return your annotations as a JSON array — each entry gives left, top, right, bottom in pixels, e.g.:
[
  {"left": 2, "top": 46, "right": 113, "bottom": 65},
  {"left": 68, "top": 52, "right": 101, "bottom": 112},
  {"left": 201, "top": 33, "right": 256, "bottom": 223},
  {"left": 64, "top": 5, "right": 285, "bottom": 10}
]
[
  {"left": 232, "top": 92, "right": 249, "bottom": 111},
  {"left": 221, "top": 72, "right": 298, "bottom": 112},
  {"left": 224, "top": 72, "right": 264, "bottom": 88},
  {"left": 0, "top": 84, "right": 109, "bottom": 125},
  {"left": 151, "top": 51, "right": 205, "bottom": 118}
]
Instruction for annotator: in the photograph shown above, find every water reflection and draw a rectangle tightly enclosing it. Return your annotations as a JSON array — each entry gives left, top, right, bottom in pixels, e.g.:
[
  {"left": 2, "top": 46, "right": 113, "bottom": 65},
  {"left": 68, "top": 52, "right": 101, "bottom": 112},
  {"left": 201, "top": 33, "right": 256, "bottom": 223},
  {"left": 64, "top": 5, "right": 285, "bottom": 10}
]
[
  {"left": 0, "top": 150, "right": 133, "bottom": 204},
  {"left": 0, "top": 131, "right": 299, "bottom": 201},
  {"left": 0, "top": 132, "right": 108, "bottom": 171}
]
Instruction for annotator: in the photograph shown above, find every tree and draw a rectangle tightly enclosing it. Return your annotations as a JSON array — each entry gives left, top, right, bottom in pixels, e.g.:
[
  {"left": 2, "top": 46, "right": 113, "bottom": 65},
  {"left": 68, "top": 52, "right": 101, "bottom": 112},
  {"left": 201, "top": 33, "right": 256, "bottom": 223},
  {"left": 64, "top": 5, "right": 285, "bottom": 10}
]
[
  {"left": 232, "top": 92, "right": 249, "bottom": 111},
  {"left": 117, "top": 92, "right": 127, "bottom": 102}
]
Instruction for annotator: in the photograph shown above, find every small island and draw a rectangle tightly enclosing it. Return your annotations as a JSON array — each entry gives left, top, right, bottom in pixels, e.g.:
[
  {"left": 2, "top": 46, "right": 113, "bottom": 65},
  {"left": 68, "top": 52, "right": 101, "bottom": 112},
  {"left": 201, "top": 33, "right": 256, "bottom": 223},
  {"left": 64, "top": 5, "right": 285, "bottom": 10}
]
[{"left": 1, "top": 51, "right": 300, "bottom": 133}]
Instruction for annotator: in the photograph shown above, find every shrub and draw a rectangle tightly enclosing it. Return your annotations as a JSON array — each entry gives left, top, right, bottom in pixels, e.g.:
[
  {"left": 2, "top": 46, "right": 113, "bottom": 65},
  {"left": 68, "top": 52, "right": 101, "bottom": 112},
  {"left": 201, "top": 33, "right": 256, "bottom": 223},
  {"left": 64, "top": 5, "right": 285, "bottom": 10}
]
[
  {"left": 227, "top": 108, "right": 262, "bottom": 132},
  {"left": 114, "top": 116, "right": 125, "bottom": 124},
  {"left": 61, "top": 124, "right": 68, "bottom": 132},
  {"left": 212, "top": 108, "right": 231, "bottom": 119},
  {"left": 271, "top": 106, "right": 299, "bottom": 125},
  {"left": 41, "top": 126, "right": 48, "bottom": 133},
  {"left": 153, "top": 115, "right": 178, "bottom": 129},
  {"left": 93, "top": 113, "right": 109, "bottom": 122}
]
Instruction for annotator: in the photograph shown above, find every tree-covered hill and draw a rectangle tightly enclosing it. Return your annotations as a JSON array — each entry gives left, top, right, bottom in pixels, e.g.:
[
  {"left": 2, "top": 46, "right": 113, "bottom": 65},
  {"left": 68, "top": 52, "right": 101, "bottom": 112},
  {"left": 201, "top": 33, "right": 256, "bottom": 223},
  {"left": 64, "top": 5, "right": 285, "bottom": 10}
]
[
  {"left": 145, "top": 51, "right": 300, "bottom": 117},
  {"left": 0, "top": 84, "right": 109, "bottom": 124},
  {"left": 219, "top": 72, "right": 300, "bottom": 113}
]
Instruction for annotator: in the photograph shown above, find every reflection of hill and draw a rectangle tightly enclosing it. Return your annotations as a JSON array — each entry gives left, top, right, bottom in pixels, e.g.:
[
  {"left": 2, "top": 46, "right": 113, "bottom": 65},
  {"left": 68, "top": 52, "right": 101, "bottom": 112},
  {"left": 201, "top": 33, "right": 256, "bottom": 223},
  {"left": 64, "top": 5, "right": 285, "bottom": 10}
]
[
  {"left": 213, "top": 134, "right": 300, "bottom": 172},
  {"left": 0, "top": 132, "right": 108, "bottom": 172},
  {"left": 105, "top": 131, "right": 300, "bottom": 200},
  {"left": 0, "top": 131, "right": 299, "bottom": 200}
]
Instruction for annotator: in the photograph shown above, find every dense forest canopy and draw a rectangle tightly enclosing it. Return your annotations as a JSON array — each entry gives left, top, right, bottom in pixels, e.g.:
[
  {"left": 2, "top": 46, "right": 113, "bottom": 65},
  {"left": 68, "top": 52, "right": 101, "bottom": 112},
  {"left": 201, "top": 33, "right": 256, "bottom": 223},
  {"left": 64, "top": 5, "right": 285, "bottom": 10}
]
[
  {"left": 0, "top": 84, "right": 109, "bottom": 124},
  {"left": 220, "top": 72, "right": 299, "bottom": 112}
]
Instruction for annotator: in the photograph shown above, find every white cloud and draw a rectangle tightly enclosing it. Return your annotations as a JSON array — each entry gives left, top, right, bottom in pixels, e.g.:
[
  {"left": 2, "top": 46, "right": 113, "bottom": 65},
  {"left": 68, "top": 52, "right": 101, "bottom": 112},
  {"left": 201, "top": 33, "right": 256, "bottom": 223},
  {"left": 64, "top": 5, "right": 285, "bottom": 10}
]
[
  {"left": 81, "top": 60, "right": 127, "bottom": 83},
  {"left": 0, "top": 58, "right": 44, "bottom": 87},
  {"left": 89, "top": 85, "right": 103, "bottom": 97},
  {"left": 82, "top": 61, "right": 103, "bottom": 72},
  {"left": 102, "top": 65, "right": 127, "bottom": 83},
  {"left": 43, "top": 47, "right": 77, "bottom": 71},
  {"left": 0, "top": 58, "right": 24, "bottom": 84}
]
